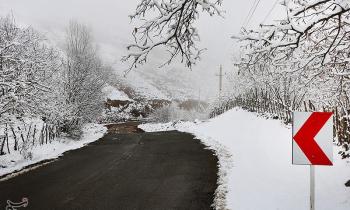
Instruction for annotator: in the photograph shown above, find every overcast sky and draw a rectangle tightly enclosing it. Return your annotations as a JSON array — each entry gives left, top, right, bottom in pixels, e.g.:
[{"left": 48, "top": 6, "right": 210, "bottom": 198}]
[{"left": 0, "top": 0, "right": 283, "bottom": 99}]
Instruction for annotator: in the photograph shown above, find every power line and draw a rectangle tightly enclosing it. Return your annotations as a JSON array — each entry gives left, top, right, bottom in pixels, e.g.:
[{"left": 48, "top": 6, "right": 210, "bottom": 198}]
[
  {"left": 244, "top": 0, "right": 261, "bottom": 28},
  {"left": 262, "top": 0, "right": 279, "bottom": 24},
  {"left": 241, "top": 0, "right": 259, "bottom": 30}
]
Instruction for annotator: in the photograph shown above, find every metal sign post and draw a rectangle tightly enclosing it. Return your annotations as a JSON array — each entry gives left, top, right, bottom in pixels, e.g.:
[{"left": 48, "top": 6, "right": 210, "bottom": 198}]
[{"left": 310, "top": 165, "right": 315, "bottom": 210}]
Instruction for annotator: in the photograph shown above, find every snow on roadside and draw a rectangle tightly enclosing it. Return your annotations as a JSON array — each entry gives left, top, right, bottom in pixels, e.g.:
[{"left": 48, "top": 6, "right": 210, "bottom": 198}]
[
  {"left": 139, "top": 108, "right": 350, "bottom": 210},
  {"left": 0, "top": 123, "right": 107, "bottom": 178}
]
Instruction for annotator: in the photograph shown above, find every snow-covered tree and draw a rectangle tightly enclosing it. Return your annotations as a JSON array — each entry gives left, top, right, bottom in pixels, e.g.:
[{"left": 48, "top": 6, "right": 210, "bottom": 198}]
[
  {"left": 234, "top": 0, "right": 350, "bottom": 68},
  {"left": 0, "top": 17, "right": 113, "bottom": 157},
  {"left": 229, "top": 0, "right": 350, "bottom": 155},
  {"left": 233, "top": 0, "right": 350, "bottom": 110},
  {"left": 124, "top": 0, "right": 223, "bottom": 72},
  {"left": 59, "top": 21, "right": 108, "bottom": 135},
  {"left": 0, "top": 16, "right": 61, "bottom": 122}
]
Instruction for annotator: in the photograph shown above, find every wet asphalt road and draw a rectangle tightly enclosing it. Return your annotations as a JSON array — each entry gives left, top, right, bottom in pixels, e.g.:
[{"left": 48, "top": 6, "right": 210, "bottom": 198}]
[{"left": 0, "top": 128, "right": 218, "bottom": 210}]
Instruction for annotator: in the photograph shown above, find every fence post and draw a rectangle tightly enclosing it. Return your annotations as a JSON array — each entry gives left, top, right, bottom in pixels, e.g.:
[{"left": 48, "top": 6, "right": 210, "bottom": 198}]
[
  {"left": 32, "top": 125, "right": 37, "bottom": 146},
  {"left": 0, "top": 136, "right": 5, "bottom": 155},
  {"left": 45, "top": 124, "right": 48, "bottom": 144},
  {"left": 11, "top": 126, "right": 18, "bottom": 151},
  {"left": 5, "top": 123, "right": 10, "bottom": 154}
]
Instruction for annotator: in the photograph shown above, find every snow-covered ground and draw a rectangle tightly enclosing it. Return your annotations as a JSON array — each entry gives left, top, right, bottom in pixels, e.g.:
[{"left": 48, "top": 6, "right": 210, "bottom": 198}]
[
  {"left": 0, "top": 124, "right": 107, "bottom": 178},
  {"left": 102, "top": 84, "right": 131, "bottom": 101},
  {"left": 139, "top": 108, "right": 350, "bottom": 210}
]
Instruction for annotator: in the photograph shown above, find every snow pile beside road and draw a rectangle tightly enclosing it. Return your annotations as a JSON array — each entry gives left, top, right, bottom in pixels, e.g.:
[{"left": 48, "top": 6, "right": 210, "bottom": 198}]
[
  {"left": 139, "top": 108, "right": 350, "bottom": 210},
  {"left": 0, "top": 124, "right": 107, "bottom": 177}
]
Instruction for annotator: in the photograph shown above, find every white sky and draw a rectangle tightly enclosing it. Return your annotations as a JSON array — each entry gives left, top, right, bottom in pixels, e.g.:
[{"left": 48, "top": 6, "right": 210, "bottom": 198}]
[{"left": 0, "top": 0, "right": 283, "bottom": 100}]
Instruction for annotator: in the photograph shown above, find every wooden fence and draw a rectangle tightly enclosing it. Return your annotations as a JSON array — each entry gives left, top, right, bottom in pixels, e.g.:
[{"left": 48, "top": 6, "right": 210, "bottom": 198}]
[{"left": 0, "top": 123, "right": 60, "bottom": 156}]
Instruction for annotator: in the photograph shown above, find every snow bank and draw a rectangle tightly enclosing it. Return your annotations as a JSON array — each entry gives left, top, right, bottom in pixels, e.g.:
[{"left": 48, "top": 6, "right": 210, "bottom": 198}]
[
  {"left": 0, "top": 123, "right": 107, "bottom": 178},
  {"left": 102, "top": 84, "right": 131, "bottom": 101},
  {"left": 139, "top": 108, "right": 350, "bottom": 210}
]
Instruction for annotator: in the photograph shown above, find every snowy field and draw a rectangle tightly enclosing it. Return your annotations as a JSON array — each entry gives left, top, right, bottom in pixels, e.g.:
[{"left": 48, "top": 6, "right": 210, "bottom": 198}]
[
  {"left": 139, "top": 108, "right": 350, "bottom": 210},
  {"left": 0, "top": 124, "right": 107, "bottom": 178}
]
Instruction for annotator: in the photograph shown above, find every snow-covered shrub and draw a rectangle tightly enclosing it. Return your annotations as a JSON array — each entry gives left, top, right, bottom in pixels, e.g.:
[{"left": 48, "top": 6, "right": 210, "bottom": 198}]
[{"left": 150, "top": 104, "right": 172, "bottom": 123}]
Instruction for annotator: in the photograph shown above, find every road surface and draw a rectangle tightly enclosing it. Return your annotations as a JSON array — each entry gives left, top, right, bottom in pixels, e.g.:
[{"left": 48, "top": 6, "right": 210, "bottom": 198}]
[{"left": 0, "top": 124, "right": 218, "bottom": 210}]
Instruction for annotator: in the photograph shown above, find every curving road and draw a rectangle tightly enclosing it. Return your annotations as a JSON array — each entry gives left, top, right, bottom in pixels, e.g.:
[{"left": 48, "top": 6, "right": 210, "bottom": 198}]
[{"left": 0, "top": 124, "right": 218, "bottom": 210}]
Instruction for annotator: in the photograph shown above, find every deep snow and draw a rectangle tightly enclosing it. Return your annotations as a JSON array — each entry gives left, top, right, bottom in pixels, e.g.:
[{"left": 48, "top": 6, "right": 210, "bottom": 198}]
[
  {"left": 139, "top": 108, "right": 350, "bottom": 210},
  {"left": 0, "top": 123, "right": 107, "bottom": 178}
]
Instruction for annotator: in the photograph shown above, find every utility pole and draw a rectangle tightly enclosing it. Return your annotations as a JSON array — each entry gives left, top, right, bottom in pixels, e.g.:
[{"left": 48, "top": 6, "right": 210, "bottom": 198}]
[
  {"left": 215, "top": 65, "right": 224, "bottom": 100},
  {"left": 198, "top": 88, "right": 201, "bottom": 102}
]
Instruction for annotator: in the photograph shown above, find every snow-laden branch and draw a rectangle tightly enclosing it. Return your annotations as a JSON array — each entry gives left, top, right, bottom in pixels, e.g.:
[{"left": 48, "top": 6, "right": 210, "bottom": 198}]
[
  {"left": 123, "top": 0, "right": 223, "bottom": 73},
  {"left": 230, "top": 0, "right": 350, "bottom": 123},
  {"left": 234, "top": 0, "right": 350, "bottom": 77}
]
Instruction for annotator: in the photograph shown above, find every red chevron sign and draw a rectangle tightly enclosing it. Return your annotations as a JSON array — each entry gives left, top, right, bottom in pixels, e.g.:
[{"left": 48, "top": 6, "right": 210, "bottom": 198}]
[{"left": 292, "top": 112, "right": 333, "bottom": 165}]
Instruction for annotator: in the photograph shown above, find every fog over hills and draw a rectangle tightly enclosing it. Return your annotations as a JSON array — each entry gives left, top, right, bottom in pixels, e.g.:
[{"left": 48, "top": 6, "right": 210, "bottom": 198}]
[{"left": 0, "top": 0, "right": 282, "bottom": 101}]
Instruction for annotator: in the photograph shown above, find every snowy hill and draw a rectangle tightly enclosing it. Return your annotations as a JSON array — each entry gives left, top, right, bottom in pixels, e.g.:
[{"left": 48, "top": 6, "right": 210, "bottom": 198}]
[
  {"left": 139, "top": 108, "right": 350, "bottom": 210},
  {"left": 105, "top": 66, "right": 208, "bottom": 102}
]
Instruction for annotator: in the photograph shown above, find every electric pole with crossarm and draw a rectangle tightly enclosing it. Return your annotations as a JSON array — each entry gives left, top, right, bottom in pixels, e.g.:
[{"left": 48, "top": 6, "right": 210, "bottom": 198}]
[{"left": 215, "top": 65, "right": 224, "bottom": 101}]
